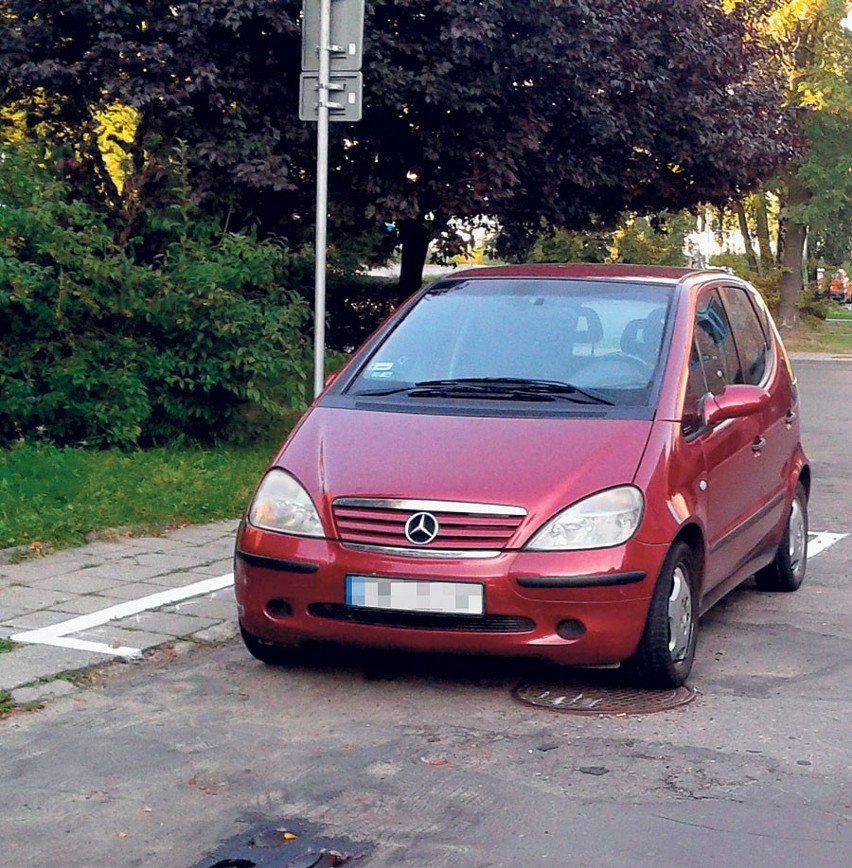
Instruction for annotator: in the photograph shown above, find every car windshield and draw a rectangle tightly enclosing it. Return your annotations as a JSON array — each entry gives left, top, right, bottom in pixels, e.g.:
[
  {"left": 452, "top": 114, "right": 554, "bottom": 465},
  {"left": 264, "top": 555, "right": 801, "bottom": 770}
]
[{"left": 347, "top": 278, "right": 674, "bottom": 407}]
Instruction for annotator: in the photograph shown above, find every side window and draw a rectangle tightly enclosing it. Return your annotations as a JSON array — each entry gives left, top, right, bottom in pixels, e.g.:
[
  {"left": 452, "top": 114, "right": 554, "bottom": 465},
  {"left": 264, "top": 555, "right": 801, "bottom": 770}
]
[
  {"left": 693, "top": 290, "right": 741, "bottom": 395},
  {"left": 719, "top": 286, "right": 770, "bottom": 386},
  {"left": 682, "top": 339, "right": 708, "bottom": 438}
]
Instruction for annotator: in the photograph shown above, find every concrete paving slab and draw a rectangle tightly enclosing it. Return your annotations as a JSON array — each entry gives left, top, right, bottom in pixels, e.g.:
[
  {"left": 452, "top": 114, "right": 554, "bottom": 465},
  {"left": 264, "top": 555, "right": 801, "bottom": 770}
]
[
  {"left": 193, "top": 621, "right": 239, "bottom": 644},
  {"left": 52, "top": 595, "right": 133, "bottom": 616},
  {"left": 30, "top": 571, "right": 126, "bottom": 595},
  {"left": 166, "top": 568, "right": 236, "bottom": 588},
  {"left": 75, "top": 626, "right": 174, "bottom": 650},
  {"left": 1, "top": 610, "right": 78, "bottom": 632},
  {"left": 115, "top": 610, "right": 220, "bottom": 638},
  {"left": 0, "top": 558, "right": 70, "bottom": 583},
  {"left": 88, "top": 581, "right": 178, "bottom": 602},
  {"left": 111, "top": 535, "right": 195, "bottom": 553},
  {"left": 133, "top": 551, "right": 220, "bottom": 572},
  {"left": 166, "top": 596, "right": 236, "bottom": 621},
  {"left": 191, "top": 558, "right": 236, "bottom": 576},
  {"left": 0, "top": 585, "right": 73, "bottom": 612},
  {"left": 69, "top": 561, "right": 180, "bottom": 583},
  {"left": 0, "top": 642, "right": 103, "bottom": 691},
  {"left": 136, "top": 567, "right": 227, "bottom": 588},
  {"left": 58, "top": 541, "right": 129, "bottom": 561}
]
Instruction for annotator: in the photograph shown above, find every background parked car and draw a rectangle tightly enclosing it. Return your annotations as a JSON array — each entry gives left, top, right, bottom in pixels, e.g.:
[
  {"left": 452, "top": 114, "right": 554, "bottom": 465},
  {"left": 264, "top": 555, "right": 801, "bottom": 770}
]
[{"left": 829, "top": 268, "right": 850, "bottom": 303}]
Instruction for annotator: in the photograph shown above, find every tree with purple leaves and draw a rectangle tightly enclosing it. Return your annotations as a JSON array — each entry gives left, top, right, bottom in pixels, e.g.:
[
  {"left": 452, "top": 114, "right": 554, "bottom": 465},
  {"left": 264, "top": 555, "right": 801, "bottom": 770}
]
[{"left": 0, "top": 0, "right": 794, "bottom": 297}]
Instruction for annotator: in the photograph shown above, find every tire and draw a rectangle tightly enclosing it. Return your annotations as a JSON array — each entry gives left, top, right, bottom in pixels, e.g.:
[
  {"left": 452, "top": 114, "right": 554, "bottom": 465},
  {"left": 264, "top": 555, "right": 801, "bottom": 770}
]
[
  {"left": 755, "top": 481, "right": 808, "bottom": 592},
  {"left": 239, "top": 621, "right": 297, "bottom": 666},
  {"left": 623, "top": 541, "right": 698, "bottom": 689}
]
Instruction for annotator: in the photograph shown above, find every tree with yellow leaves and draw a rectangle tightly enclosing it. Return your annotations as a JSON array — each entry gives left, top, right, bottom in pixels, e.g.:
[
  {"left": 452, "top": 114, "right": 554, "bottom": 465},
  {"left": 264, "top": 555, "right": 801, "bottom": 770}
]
[{"left": 728, "top": 0, "right": 852, "bottom": 327}]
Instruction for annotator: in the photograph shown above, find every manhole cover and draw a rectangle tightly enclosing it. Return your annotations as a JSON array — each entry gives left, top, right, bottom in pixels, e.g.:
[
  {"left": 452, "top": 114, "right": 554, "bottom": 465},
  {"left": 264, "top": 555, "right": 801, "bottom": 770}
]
[{"left": 514, "top": 681, "right": 697, "bottom": 715}]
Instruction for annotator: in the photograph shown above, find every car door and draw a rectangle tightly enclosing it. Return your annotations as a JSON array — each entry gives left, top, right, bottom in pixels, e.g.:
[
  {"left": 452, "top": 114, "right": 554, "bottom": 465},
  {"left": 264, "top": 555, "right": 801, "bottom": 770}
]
[
  {"left": 689, "top": 286, "right": 769, "bottom": 592},
  {"left": 717, "top": 284, "right": 789, "bottom": 538}
]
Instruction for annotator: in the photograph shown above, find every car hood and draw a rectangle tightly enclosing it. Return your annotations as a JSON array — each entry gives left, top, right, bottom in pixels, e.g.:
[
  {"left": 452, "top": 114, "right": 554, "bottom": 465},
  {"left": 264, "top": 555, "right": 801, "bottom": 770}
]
[{"left": 274, "top": 407, "right": 654, "bottom": 532}]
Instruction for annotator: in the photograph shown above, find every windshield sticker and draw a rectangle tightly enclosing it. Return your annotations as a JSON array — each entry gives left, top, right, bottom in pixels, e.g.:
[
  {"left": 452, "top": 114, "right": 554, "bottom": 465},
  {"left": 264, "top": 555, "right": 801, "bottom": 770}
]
[{"left": 367, "top": 361, "right": 395, "bottom": 379}]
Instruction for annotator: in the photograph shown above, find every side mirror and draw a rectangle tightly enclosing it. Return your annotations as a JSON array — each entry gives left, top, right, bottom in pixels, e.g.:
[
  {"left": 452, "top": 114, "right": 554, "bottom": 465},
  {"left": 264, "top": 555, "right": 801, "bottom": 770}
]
[{"left": 703, "top": 384, "right": 771, "bottom": 427}]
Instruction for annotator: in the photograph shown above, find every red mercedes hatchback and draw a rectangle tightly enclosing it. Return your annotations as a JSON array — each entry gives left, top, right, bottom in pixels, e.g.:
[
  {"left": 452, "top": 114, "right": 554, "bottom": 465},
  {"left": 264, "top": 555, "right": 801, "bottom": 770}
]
[{"left": 235, "top": 264, "right": 809, "bottom": 688}]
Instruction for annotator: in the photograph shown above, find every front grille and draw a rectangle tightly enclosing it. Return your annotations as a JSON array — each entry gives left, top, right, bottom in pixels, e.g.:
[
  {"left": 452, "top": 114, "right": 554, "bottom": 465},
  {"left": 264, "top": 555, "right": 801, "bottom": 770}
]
[
  {"left": 332, "top": 498, "right": 525, "bottom": 552},
  {"left": 308, "top": 603, "right": 535, "bottom": 633}
]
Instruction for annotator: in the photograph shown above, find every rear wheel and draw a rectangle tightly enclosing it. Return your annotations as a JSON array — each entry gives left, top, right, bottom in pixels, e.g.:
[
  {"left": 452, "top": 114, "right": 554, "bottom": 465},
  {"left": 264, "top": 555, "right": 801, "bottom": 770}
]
[
  {"left": 623, "top": 541, "right": 698, "bottom": 689},
  {"left": 239, "top": 622, "right": 297, "bottom": 666},
  {"left": 755, "top": 481, "right": 808, "bottom": 592}
]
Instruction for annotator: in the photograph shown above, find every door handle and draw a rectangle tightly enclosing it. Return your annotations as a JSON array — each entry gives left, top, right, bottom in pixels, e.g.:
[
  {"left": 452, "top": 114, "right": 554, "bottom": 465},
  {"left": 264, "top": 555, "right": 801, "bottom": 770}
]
[
  {"left": 752, "top": 436, "right": 767, "bottom": 453},
  {"left": 786, "top": 410, "right": 797, "bottom": 427}
]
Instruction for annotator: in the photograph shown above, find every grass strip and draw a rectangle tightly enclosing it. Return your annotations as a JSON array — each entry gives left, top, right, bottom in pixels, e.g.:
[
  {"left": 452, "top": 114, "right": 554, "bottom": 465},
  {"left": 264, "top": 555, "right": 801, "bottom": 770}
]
[
  {"left": 786, "top": 327, "right": 852, "bottom": 355},
  {"left": 0, "top": 438, "right": 286, "bottom": 552}
]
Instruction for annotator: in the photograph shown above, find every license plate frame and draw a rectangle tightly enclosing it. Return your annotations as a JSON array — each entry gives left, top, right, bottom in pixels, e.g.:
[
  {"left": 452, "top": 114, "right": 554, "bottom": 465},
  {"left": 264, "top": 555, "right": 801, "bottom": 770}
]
[{"left": 345, "top": 575, "right": 485, "bottom": 616}]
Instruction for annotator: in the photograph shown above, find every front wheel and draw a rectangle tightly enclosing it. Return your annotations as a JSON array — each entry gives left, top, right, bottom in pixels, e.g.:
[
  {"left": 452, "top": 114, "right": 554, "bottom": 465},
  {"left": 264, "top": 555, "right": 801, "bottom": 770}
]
[
  {"left": 755, "top": 481, "right": 808, "bottom": 592},
  {"left": 623, "top": 541, "right": 698, "bottom": 689}
]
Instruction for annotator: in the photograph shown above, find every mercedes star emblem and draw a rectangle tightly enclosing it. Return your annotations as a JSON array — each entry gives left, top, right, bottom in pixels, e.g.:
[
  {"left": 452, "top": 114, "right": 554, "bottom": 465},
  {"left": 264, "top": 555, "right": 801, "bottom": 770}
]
[{"left": 404, "top": 511, "right": 440, "bottom": 545}]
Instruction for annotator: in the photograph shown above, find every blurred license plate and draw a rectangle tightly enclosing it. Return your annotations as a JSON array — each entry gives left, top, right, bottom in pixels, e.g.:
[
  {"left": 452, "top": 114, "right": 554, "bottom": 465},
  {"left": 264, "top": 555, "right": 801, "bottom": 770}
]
[{"left": 346, "top": 576, "right": 484, "bottom": 615}]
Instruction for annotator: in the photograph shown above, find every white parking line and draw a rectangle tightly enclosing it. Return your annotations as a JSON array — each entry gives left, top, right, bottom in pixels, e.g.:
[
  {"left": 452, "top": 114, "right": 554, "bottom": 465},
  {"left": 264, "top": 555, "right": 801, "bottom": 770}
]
[
  {"left": 9, "top": 531, "right": 850, "bottom": 659},
  {"left": 11, "top": 573, "right": 234, "bottom": 659},
  {"left": 806, "top": 532, "right": 847, "bottom": 559}
]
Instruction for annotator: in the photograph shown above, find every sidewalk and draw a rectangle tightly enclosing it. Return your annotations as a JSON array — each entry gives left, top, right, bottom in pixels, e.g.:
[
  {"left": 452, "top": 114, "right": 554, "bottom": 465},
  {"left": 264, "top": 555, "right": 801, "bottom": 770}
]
[{"left": 0, "top": 519, "right": 239, "bottom": 707}]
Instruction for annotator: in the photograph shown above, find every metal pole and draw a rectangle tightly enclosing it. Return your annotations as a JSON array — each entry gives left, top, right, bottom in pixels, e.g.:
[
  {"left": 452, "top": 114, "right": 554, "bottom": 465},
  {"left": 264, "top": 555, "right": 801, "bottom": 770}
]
[{"left": 313, "top": 0, "right": 331, "bottom": 398}]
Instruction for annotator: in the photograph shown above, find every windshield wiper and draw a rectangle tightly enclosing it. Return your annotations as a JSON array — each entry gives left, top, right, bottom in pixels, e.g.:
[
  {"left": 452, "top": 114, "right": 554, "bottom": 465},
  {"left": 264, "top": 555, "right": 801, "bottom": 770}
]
[
  {"left": 354, "top": 377, "right": 615, "bottom": 405},
  {"left": 430, "top": 378, "right": 616, "bottom": 405},
  {"left": 352, "top": 381, "right": 500, "bottom": 398},
  {"left": 351, "top": 384, "right": 418, "bottom": 397}
]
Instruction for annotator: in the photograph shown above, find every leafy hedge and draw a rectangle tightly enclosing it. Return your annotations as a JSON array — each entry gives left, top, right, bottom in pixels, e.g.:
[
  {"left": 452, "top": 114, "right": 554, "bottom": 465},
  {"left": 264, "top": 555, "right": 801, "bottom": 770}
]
[{"left": 0, "top": 140, "right": 311, "bottom": 448}]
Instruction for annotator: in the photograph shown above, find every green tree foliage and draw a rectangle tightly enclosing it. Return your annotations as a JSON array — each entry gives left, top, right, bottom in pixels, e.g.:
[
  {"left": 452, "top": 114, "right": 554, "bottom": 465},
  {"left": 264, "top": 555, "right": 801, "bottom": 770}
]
[
  {"left": 727, "top": 0, "right": 852, "bottom": 326},
  {"left": 799, "top": 100, "right": 852, "bottom": 266},
  {"left": 0, "top": 0, "right": 794, "bottom": 297},
  {"left": 530, "top": 213, "right": 695, "bottom": 268},
  {"left": 0, "top": 139, "right": 311, "bottom": 448}
]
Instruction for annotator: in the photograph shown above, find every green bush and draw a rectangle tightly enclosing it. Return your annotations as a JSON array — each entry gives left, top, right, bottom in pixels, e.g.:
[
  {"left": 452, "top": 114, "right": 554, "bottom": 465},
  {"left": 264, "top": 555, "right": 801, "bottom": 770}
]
[
  {"left": 0, "top": 139, "right": 311, "bottom": 448},
  {"left": 708, "top": 254, "right": 832, "bottom": 322},
  {"left": 530, "top": 227, "right": 611, "bottom": 263},
  {"left": 324, "top": 273, "right": 398, "bottom": 352},
  {"left": 530, "top": 212, "right": 694, "bottom": 267}
]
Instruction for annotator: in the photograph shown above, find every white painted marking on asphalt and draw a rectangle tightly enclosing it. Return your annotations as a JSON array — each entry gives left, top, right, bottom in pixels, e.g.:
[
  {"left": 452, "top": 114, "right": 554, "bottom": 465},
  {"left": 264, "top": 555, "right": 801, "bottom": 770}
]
[
  {"left": 11, "top": 572, "right": 234, "bottom": 658},
  {"left": 807, "top": 532, "right": 847, "bottom": 559}
]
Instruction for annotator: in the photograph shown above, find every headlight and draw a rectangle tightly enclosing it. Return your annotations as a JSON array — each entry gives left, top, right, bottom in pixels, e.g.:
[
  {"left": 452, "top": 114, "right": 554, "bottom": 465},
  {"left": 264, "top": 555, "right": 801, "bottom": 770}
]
[
  {"left": 248, "top": 469, "right": 325, "bottom": 537},
  {"left": 526, "top": 486, "right": 644, "bottom": 551}
]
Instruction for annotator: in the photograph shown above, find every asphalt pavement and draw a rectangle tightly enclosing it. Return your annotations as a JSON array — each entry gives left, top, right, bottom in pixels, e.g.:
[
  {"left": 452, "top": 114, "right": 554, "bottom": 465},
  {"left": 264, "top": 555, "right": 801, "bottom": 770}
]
[{"left": 0, "top": 354, "right": 850, "bottom": 868}]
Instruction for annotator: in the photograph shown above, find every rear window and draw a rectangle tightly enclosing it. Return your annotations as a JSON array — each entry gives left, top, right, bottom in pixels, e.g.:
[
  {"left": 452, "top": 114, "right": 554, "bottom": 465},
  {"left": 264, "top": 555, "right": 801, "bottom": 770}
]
[{"left": 347, "top": 278, "right": 674, "bottom": 407}]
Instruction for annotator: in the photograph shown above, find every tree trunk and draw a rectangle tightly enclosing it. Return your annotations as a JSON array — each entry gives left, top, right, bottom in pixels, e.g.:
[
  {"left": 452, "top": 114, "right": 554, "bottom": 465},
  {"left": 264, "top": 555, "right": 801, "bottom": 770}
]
[
  {"left": 777, "top": 172, "right": 812, "bottom": 330},
  {"left": 775, "top": 210, "right": 786, "bottom": 266},
  {"left": 733, "top": 200, "right": 759, "bottom": 272},
  {"left": 778, "top": 221, "right": 807, "bottom": 329},
  {"left": 754, "top": 191, "right": 773, "bottom": 272},
  {"left": 396, "top": 219, "right": 432, "bottom": 304}
]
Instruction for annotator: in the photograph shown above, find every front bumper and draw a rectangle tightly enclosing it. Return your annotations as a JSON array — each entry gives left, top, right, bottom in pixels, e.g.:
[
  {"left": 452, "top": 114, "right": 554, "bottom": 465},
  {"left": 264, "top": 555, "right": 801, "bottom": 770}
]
[{"left": 234, "top": 522, "right": 669, "bottom": 667}]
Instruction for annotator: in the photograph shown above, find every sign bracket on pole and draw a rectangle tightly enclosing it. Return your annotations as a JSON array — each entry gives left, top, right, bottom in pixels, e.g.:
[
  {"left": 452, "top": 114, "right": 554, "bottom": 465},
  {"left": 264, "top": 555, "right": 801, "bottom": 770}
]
[{"left": 301, "top": 0, "right": 365, "bottom": 397}]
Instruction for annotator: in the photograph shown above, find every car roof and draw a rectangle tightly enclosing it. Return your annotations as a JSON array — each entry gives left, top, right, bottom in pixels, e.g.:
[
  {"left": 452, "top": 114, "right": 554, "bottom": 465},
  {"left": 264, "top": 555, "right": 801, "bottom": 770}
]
[{"left": 447, "top": 263, "right": 727, "bottom": 284}]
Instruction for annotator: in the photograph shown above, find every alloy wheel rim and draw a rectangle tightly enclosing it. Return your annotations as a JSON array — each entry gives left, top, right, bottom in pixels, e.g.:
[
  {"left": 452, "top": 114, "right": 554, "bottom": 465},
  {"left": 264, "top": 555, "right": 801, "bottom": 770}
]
[
  {"left": 788, "top": 498, "right": 806, "bottom": 574},
  {"left": 668, "top": 565, "right": 693, "bottom": 662}
]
